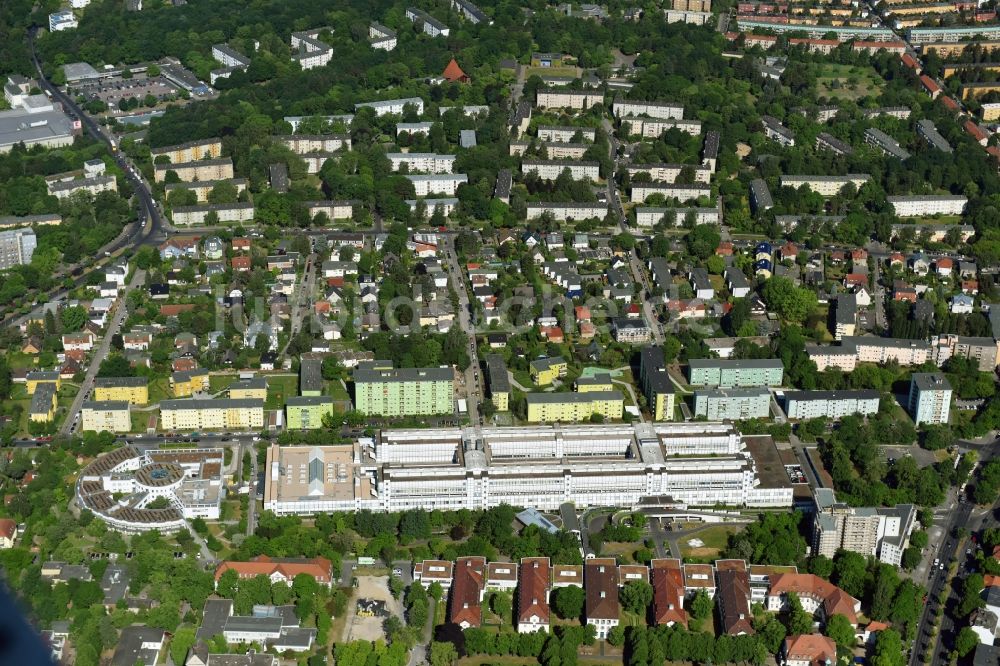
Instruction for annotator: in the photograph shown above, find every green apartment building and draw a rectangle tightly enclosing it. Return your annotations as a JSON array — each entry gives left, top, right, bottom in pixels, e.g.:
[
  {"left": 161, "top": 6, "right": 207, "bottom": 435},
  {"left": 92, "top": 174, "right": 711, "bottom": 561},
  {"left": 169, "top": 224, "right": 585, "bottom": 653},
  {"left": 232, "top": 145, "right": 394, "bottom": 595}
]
[
  {"left": 354, "top": 366, "right": 454, "bottom": 417},
  {"left": 687, "top": 359, "right": 784, "bottom": 388},
  {"left": 285, "top": 396, "right": 335, "bottom": 429}
]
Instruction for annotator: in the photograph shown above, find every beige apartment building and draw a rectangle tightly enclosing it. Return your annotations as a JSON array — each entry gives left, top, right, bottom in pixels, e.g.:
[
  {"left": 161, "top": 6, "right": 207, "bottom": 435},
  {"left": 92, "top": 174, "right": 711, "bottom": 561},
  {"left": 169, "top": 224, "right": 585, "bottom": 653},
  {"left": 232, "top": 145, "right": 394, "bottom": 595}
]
[
  {"left": 277, "top": 135, "right": 351, "bottom": 154},
  {"left": 779, "top": 174, "right": 871, "bottom": 197},
  {"left": 81, "top": 401, "right": 131, "bottom": 433},
  {"left": 163, "top": 178, "right": 248, "bottom": 203},
  {"left": 627, "top": 163, "right": 712, "bottom": 184},
  {"left": 151, "top": 138, "right": 223, "bottom": 164},
  {"left": 154, "top": 158, "right": 235, "bottom": 183},
  {"left": 535, "top": 88, "right": 604, "bottom": 110},
  {"left": 159, "top": 399, "right": 265, "bottom": 431}
]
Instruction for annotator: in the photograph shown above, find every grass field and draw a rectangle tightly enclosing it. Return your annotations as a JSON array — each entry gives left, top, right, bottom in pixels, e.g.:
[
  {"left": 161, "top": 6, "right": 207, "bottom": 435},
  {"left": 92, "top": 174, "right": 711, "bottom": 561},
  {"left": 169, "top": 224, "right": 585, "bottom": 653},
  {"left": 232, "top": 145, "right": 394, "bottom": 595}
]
[
  {"left": 147, "top": 376, "right": 172, "bottom": 405},
  {"left": 209, "top": 375, "right": 237, "bottom": 393},
  {"left": 526, "top": 65, "right": 579, "bottom": 78},
  {"left": 679, "top": 524, "right": 740, "bottom": 559},
  {"left": 265, "top": 374, "right": 299, "bottom": 409},
  {"left": 815, "top": 63, "right": 883, "bottom": 101}
]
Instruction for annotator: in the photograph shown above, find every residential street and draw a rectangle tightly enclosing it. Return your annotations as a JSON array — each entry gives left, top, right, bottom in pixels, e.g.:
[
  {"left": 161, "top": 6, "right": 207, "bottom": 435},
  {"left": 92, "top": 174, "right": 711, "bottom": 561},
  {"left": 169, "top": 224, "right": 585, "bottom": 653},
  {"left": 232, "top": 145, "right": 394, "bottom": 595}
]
[
  {"left": 60, "top": 269, "right": 146, "bottom": 436},
  {"left": 442, "top": 235, "right": 482, "bottom": 424}
]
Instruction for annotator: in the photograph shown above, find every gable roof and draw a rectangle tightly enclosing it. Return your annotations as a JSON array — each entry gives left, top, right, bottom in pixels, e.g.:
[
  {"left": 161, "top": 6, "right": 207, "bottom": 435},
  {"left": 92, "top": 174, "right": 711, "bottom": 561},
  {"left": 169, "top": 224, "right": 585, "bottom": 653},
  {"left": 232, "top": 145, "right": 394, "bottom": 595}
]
[
  {"left": 585, "top": 558, "right": 619, "bottom": 621},
  {"left": 651, "top": 559, "right": 687, "bottom": 627},
  {"left": 784, "top": 634, "right": 836, "bottom": 666},
  {"left": 768, "top": 573, "right": 860, "bottom": 624},
  {"left": 449, "top": 556, "right": 486, "bottom": 627},
  {"left": 518, "top": 557, "right": 551, "bottom": 625},
  {"left": 442, "top": 58, "right": 468, "bottom": 82},
  {"left": 214, "top": 555, "right": 332, "bottom": 583}
]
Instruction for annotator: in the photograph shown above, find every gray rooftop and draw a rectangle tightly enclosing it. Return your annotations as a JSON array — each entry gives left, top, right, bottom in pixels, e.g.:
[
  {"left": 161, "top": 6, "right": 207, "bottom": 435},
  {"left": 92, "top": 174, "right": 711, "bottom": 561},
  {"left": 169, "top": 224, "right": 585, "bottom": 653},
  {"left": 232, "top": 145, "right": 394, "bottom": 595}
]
[
  {"left": 354, "top": 367, "right": 453, "bottom": 383},
  {"left": 911, "top": 372, "right": 951, "bottom": 392},
  {"left": 160, "top": 398, "right": 264, "bottom": 410}
]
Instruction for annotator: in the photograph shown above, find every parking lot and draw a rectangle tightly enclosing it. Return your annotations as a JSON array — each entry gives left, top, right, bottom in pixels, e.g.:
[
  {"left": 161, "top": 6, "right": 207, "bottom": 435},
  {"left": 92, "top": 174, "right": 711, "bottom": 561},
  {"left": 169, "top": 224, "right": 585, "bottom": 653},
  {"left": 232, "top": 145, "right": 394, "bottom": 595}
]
[{"left": 71, "top": 74, "right": 180, "bottom": 110}]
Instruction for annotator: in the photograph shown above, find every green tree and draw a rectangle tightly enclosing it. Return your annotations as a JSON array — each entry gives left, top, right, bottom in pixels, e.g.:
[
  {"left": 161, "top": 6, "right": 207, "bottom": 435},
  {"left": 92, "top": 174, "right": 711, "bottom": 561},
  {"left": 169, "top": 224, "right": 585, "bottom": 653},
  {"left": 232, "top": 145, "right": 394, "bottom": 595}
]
[
  {"left": 60, "top": 306, "right": 87, "bottom": 332},
  {"left": 955, "top": 627, "right": 979, "bottom": 657},
  {"left": 429, "top": 641, "right": 458, "bottom": 666},
  {"left": 552, "top": 585, "right": 585, "bottom": 620},
  {"left": 619, "top": 580, "right": 653, "bottom": 616},
  {"left": 824, "top": 614, "right": 856, "bottom": 650},
  {"left": 606, "top": 625, "right": 625, "bottom": 646},
  {"left": 170, "top": 627, "right": 197, "bottom": 665},
  {"left": 872, "top": 628, "right": 905, "bottom": 666},
  {"left": 684, "top": 224, "right": 721, "bottom": 260},
  {"left": 689, "top": 589, "right": 713, "bottom": 620},
  {"left": 490, "top": 591, "right": 512, "bottom": 625}
]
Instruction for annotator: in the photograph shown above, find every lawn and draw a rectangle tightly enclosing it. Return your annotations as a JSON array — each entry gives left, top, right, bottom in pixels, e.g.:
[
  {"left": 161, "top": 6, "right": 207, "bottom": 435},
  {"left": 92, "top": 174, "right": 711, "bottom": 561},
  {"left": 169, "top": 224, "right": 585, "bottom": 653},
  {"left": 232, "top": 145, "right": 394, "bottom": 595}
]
[
  {"left": 130, "top": 410, "right": 153, "bottom": 433},
  {"left": 209, "top": 375, "right": 237, "bottom": 393},
  {"left": 6, "top": 353, "right": 40, "bottom": 370},
  {"left": 526, "top": 65, "right": 579, "bottom": 78},
  {"left": 814, "top": 63, "right": 883, "bottom": 101},
  {"left": 326, "top": 380, "right": 350, "bottom": 402},
  {"left": 147, "top": 376, "right": 172, "bottom": 405},
  {"left": 266, "top": 374, "right": 299, "bottom": 409},
  {"left": 679, "top": 524, "right": 741, "bottom": 559}
]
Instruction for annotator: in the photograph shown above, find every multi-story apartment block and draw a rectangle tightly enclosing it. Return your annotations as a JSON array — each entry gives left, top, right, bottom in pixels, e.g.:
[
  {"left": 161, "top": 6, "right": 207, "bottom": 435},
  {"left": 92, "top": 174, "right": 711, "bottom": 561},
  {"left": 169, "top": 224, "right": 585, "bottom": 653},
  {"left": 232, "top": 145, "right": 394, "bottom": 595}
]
[
  {"left": 285, "top": 396, "right": 335, "bottom": 430},
  {"left": 81, "top": 401, "right": 131, "bottom": 433},
  {"left": 25, "top": 371, "right": 60, "bottom": 396},
  {"left": 355, "top": 97, "right": 425, "bottom": 117},
  {"left": 48, "top": 10, "right": 78, "bottom": 31},
  {"left": 159, "top": 398, "right": 265, "bottom": 431},
  {"left": 229, "top": 377, "right": 268, "bottom": 400},
  {"left": 171, "top": 203, "right": 255, "bottom": 226},
  {"left": 512, "top": 141, "right": 590, "bottom": 159},
  {"left": 864, "top": 128, "right": 911, "bottom": 160},
  {"left": 761, "top": 115, "right": 795, "bottom": 146},
  {"left": 212, "top": 44, "right": 250, "bottom": 69},
  {"left": 290, "top": 28, "right": 334, "bottom": 70},
  {"left": 387, "top": 153, "right": 456, "bottom": 173},
  {"left": 303, "top": 200, "right": 355, "bottom": 221},
  {"left": 525, "top": 391, "right": 624, "bottom": 423},
  {"left": 522, "top": 160, "right": 600, "bottom": 181},
  {"left": 779, "top": 174, "right": 870, "bottom": 197},
  {"left": 354, "top": 366, "right": 454, "bottom": 416},
  {"left": 908, "top": 24, "right": 1000, "bottom": 45},
  {"left": 537, "top": 126, "right": 596, "bottom": 143},
  {"left": 635, "top": 207, "right": 719, "bottom": 226},
  {"left": 613, "top": 318, "right": 652, "bottom": 343},
  {"left": 850, "top": 336, "right": 932, "bottom": 366},
  {"left": 908, "top": 372, "right": 952, "bottom": 425},
  {"left": 407, "top": 198, "right": 458, "bottom": 218},
  {"left": 627, "top": 163, "right": 712, "bottom": 184},
  {"left": 916, "top": 119, "right": 953, "bottom": 153},
  {"left": 94, "top": 377, "right": 149, "bottom": 405},
  {"left": 815, "top": 132, "right": 854, "bottom": 156},
  {"left": 813, "top": 488, "right": 917, "bottom": 567},
  {"left": 369, "top": 23, "right": 397, "bottom": 51},
  {"left": 749, "top": 178, "right": 773, "bottom": 213},
  {"left": 164, "top": 178, "right": 248, "bottom": 203},
  {"left": 170, "top": 369, "right": 210, "bottom": 398},
  {"left": 526, "top": 203, "right": 608, "bottom": 221},
  {"left": 405, "top": 7, "right": 450, "bottom": 36},
  {"left": 783, "top": 390, "right": 879, "bottom": 420},
  {"left": 151, "top": 138, "right": 223, "bottom": 164},
  {"left": 48, "top": 175, "right": 117, "bottom": 200},
  {"left": 535, "top": 88, "right": 604, "bottom": 110},
  {"left": 486, "top": 354, "right": 511, "bottom": 412},
  {"left": 30, "top": 383, "right": 57, "bottom": 423},
  {"left": 530, "top": 357, "right": 568, "bottom": 386},
  {"left": 612, "top": 100, "right": 684, "bottom": 120},
  {"left": 278, "top": 134, "right": 351, "bottom": 154},
  {"left": 585, "top": 559, "right": 620, "bottom": 639},
  {"left": 154, "top": 158, "right": 234, "bottom": 183},
  {"left": 407, "top": 174, "right": 468, "bottom": 197},
  {"left": 933, "top": 334, "right": 998, "bottom": 372},
  {"left": 451, "top": 0, "right": 490, "bottom": 23},
  {"left": 737, "top": 20, "right": 894, "bottom": 41},
  {"left": 620, "top": 117, "right": 702, "bottom": 138},
  {"left": 886, "top": 195, "right": 967, "bottom": 217},
  {"left": 687, "top": 359, "right": 783, "bottom": 387},
  {"left": 693, "top": 388, "right": 771, "bottom": 420},
  {"left": 631, "top": 184, "right": 711, "bottom": 204},
  {"left": 0, "top": 228, "right": 36, "bottom": 269},
  {"left": 640, "top": 347, "right": 676, "bottom": 421}
]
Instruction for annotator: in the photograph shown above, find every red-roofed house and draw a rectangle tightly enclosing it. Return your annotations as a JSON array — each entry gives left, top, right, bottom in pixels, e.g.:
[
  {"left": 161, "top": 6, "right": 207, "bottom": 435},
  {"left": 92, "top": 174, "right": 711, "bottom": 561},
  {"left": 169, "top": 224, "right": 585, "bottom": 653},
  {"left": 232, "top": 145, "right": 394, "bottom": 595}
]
[
  {"left": 232, "top": 237, "right": 251, "bottom": 252},
  {"left": 888, "top": 252, "right": 905, "bottom": 267},
  {"left": 214, "top": 555, "right": 333, "bottom": 587},
  {"left": 783, "top": 634, "right": 837, "bottom": 666},
  {"left": 450, "top": 556, "right": 486, "bottom": 628},
  {"left": 900, "top": 53, "right": 920, "bottom": 72},
  {"left": 789, "top": 38, "right": 838, "bottom": 54},
  {"left": 517, "top": 557, "right": 551, "bottom": 634},
  {"left": 540, "top": 326, "right": 564, "bottom": 343},
  {"left": 579, "top": 321, "right": 596, "bottom": 339},
  {"left": 767, "top": 573, "right": 861, "bottom": 626},
  {"left": 962, "top": 280, "right": 979, "bottom": 295},
  {"left": 231, "top": 256, "right": 251, "bottom": 272},
  {"left": 850, "top": 248, "right": 868, "bottom": 263},
  {"left": 744, "top": 34, "right": 778, "bottom": 49},
  {"left": 843, "top": 273, "right": 867, "bottom": 288},
  {"left": 651, "top": 559, "right": 688, "bottom": 627},
  {"left": 575, "top": 306, "right": 592, "bottom": 322},
  {"left": 0, "top": 518, "right": 16, "bottom": 549},
  {"left": 935, "top": 257, "right": 954, "bottom": 276},
  {"left": 940, "top": 96, "right": 959, "bottom": 112},
  {"left": 965, "top": 120, "right": 989, "bottom": 146},
  {"left": 920, "top": 75, "right": 941, "bottom": 99},
  {"left": 988, "top": 146, "right": 1000, "bottom": 160},
  {"left": 716, "top": 242, "right": 734, "bottom": 256},
  {"left": 779, "top": 242, "right": 799, "bottom": 261}
]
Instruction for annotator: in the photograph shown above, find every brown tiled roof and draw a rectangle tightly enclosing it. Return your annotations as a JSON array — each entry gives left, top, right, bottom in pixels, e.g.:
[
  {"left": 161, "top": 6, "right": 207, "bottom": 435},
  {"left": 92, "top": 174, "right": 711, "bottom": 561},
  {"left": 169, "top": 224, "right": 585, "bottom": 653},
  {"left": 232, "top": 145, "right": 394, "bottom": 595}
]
[
  {"left": 487, "top": 561, "right": 518, "bottom": 584},
  {"left": 784, "top": 634, "right": 836, "bottom": 666},
  {"left": 651, "top": 559, "right": 687, "bottom": 627},
  {"left": 214, "top": 555, "right": 332, "bottom": 583},
  {"left": 717, "top": 569, "right": 754, "bottom": 635},
  {"left": 0, "top": 518, "right": 15, "bottom": 539},
  {"left": 683, "top": 563, "right": 715, "bottom": 589},
  {"left": 417, "top": 560, "right": 454, "bottom": 582},
  {"left": 449, "top": 556, "right": 485, "bottom": 627},
  {"left": 518, "top": 557, "right": 551, "bottom": 625},
  {"left": 585, "top": 558, "right": 619, "bottom": 622},
  {"left": 619, "top": 564, "right": 649, "bottom": 583},
  {"left": 768, "top": 573, "right": 859, "bottom": 625},
  {"left": 552, "top": 564, "right": 583, "bottom": 587}
]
